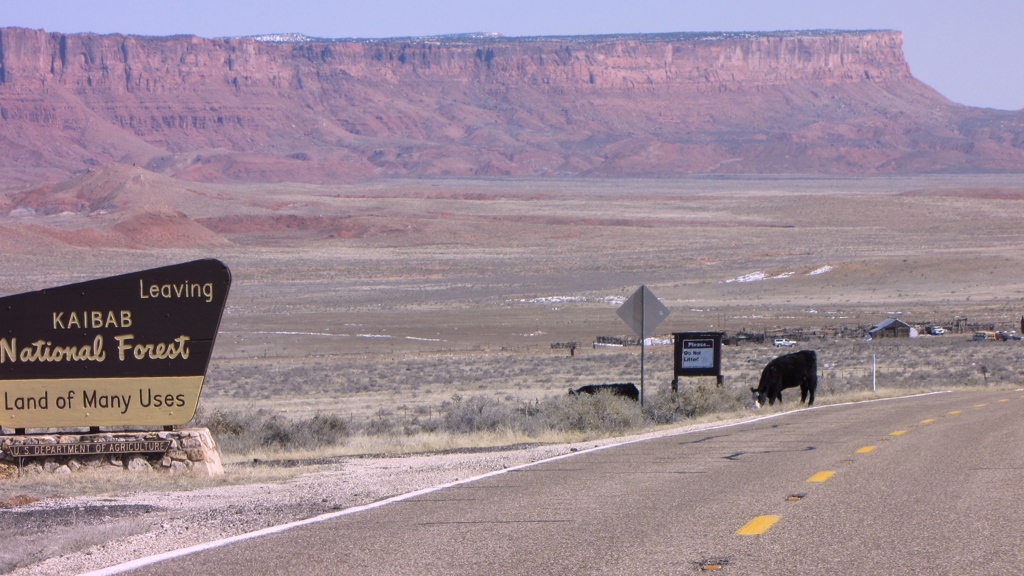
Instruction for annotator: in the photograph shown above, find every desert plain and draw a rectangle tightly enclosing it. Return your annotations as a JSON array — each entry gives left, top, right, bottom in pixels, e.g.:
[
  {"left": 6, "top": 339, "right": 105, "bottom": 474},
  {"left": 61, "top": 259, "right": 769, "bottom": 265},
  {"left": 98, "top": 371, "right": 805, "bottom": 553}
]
[{"left": 2, "top": 170, "right": 1024, "bottom": 429}]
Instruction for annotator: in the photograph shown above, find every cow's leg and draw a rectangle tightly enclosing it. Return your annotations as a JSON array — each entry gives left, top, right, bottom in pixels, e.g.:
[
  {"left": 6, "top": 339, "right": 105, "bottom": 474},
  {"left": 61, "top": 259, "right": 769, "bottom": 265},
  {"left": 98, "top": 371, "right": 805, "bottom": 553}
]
[
  {"left": 801, "top": 385, "right": 809, "bottom": 403},
  {"left": 808, "top": 385, "right": 815, "bottom": 406}
]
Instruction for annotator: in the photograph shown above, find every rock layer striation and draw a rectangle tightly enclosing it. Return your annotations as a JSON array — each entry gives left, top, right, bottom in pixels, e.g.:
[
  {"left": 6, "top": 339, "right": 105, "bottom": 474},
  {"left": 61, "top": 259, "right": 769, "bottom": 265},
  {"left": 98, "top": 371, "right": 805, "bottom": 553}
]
[{"left": 1, "top": 27, "right": 1022, "bottom": 182}]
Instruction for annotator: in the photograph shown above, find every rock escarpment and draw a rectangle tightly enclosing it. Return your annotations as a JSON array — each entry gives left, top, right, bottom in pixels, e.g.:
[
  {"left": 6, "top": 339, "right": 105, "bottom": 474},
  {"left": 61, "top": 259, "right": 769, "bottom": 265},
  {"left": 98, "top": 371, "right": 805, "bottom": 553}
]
[{"left": 0, "top": 27, "right": 1022, "bottom": 182}]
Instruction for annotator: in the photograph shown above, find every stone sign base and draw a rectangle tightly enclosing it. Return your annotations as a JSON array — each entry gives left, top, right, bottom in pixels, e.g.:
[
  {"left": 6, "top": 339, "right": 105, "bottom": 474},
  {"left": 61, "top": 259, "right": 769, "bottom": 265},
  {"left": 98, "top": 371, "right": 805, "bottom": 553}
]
[{"left": 0, "top": 428, "right": 224, "bottom": 478}]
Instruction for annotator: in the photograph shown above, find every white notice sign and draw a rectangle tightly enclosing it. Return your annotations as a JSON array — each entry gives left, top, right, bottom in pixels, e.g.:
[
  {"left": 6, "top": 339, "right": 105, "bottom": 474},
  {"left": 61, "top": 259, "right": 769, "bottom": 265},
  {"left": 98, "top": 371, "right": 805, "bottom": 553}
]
[{"left": 679, "top": 339, "right": 715, "bottom": 369}]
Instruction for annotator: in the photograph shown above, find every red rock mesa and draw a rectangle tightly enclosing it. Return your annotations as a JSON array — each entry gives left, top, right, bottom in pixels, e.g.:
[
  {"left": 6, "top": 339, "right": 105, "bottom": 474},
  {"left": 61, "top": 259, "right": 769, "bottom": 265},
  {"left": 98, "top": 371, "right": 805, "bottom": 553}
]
[{"left": 1, "top": 28, "right": 1022, "bottom": 183}]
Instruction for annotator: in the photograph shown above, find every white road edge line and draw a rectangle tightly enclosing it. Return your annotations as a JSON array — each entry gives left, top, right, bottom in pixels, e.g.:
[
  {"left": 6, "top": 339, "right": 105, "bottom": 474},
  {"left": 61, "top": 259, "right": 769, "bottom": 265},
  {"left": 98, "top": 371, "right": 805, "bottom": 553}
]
[{"left": 80, "top": 390, "right": 950, "bottom": 575}]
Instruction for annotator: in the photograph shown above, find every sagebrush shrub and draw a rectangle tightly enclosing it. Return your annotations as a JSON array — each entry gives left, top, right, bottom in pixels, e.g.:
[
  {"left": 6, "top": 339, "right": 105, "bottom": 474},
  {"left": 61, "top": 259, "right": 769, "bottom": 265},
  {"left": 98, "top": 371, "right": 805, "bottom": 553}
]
[{"left": 195, "top": 407, "right": 350, "bottom": 454}]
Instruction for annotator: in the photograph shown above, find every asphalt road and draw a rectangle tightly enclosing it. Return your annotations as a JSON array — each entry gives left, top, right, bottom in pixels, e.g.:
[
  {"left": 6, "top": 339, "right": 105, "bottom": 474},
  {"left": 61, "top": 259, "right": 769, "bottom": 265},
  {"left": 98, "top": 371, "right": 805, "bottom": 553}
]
[{"left": 119, "top": 390, "right": 1024, "bottom": 575}]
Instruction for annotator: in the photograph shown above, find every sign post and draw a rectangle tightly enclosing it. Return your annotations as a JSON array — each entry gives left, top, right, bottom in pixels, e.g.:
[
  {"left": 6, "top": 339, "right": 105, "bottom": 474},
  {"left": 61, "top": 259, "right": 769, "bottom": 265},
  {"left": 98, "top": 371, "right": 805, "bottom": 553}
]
[
  {"left": 617, "top": 286, "right": 669, "bottom": 407},
  {"left": 0, "top": 259, "right": 230, "bottom": 431}
]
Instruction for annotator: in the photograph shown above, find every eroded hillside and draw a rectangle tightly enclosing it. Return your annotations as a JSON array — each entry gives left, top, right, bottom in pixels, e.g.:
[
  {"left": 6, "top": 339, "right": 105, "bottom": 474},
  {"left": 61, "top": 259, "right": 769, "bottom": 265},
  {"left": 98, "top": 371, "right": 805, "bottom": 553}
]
[{"left": 1, "top": 28, "right": 1022, "bottom": 183}]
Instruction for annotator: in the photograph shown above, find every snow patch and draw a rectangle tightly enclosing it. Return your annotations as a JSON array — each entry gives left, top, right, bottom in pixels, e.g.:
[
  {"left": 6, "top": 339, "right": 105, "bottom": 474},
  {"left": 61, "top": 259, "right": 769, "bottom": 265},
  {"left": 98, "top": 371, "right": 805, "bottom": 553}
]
[
  {"left": 517, "top": 295, "right": 624, "bottom": 305},
  {"left": 726, "top": 272, "right": 768, "bottom": 283},
  {"left": 726, "top": 267, "right": 832, "bottom": 283},
  {"left": 251, "top": 33, "right": 320, "bottom": 42}
]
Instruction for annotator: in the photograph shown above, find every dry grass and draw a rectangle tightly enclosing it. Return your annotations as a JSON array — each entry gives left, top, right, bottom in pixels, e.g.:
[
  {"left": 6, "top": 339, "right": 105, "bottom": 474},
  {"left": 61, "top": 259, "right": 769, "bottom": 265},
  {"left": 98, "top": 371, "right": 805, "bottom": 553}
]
[
  {"left": 190, "top": 332, "right": 1024, "bottom": 461},
  {"left": 0, "top": 462, "right": 310, "bottom": 505},
  {"left": 191, "top": 334, "right": 1024, "bottom": 460}
]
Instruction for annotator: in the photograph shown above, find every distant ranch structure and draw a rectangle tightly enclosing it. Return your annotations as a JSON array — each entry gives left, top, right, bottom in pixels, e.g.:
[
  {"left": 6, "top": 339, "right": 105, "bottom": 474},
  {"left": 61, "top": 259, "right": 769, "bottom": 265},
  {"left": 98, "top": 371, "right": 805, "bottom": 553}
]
[{"left": 868, "top": 318, "right": 917, "bottom": 339}]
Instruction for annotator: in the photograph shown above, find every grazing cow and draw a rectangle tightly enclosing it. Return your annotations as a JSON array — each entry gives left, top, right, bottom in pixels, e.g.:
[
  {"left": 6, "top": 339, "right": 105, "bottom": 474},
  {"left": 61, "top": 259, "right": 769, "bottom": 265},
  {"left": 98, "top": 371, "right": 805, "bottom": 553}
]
[
  {"left": 569, "top": 383, "right": 640, "bottom": 401},
  {"left": 751, "top": 350, "right": 817, "bottom": 408}
]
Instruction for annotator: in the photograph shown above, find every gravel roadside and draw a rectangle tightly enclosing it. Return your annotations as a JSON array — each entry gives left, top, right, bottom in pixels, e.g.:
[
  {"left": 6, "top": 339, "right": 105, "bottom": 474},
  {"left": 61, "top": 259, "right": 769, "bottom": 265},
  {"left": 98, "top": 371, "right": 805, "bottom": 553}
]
[{"left": 4, "top": 418, "right": 749, "bottom": 576}]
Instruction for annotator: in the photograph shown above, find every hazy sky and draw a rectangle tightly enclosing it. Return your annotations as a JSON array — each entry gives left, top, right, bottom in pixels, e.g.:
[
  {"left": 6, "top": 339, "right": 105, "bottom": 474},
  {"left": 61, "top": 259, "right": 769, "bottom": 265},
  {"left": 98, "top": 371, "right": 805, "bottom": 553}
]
[{"left": 4, "top": 0, "right": 1022, "bottom": 110}]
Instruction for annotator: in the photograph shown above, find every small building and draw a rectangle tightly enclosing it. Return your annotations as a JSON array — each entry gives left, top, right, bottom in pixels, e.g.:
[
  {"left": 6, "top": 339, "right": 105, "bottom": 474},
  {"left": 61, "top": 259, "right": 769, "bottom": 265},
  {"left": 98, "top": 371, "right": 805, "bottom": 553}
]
[{"left": 868, "top": 318, "right": 917, "bottom": 339}]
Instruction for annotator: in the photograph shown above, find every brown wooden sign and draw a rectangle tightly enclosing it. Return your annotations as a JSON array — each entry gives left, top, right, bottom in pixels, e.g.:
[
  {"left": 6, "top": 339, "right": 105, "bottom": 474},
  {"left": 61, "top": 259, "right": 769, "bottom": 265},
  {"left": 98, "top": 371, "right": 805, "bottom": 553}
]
[{"left": 0, "top": 259, "right": 231, "bottom": 429}]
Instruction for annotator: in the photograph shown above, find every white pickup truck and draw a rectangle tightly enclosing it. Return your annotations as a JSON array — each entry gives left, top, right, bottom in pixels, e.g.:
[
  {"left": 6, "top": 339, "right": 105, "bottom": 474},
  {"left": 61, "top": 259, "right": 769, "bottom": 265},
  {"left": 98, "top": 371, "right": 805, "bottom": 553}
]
[{"left": 773, "top": 338, "right": 797, "bottom": 347}]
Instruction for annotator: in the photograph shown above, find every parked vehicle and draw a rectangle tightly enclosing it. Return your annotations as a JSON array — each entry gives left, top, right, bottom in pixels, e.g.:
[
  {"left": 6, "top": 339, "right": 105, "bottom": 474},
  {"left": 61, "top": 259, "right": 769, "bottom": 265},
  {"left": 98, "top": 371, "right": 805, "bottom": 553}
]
[
  {"left": 973, "top": 331, "right": 997, "bottom": 342},
  {"left": 928, "top": 326, "right": 946, "bottom": 335},
  {"left": 773, "top": 338, "right": 797, "bottom": 347}
]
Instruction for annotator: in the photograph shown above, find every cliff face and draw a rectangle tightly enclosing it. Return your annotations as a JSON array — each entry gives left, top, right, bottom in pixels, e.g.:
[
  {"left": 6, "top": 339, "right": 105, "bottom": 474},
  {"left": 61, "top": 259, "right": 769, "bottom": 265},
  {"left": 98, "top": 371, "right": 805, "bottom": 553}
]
[
  {"left": 0, "top": 29, "right": 911, "bottom": 91},
  {"left": 0, "top": 27, "right": 1021, "bottom": 182}
]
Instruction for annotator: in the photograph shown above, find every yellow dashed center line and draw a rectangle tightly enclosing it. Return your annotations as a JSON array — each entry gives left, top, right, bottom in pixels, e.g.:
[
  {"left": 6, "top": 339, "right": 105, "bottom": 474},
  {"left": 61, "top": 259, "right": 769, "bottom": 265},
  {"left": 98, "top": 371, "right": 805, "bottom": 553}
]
[
  {"left": 736, "top": 515, "right": 781, "bottom": 535},
  {"left": 807, "top": 471, "right": 835, "bottom": 483},
  {"left": 735, "top": 399, "right": 990, "bottom": 542},
  {"left": 998, "top": 399, "right": 1009, "bottom": 403}
]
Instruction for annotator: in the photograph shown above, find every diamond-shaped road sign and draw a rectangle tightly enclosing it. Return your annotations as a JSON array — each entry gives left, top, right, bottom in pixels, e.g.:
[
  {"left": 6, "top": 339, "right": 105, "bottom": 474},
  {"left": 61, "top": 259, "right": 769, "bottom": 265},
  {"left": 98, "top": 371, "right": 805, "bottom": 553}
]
[{"left": 617, "top": 285, "right": 670, "bottom": 339}]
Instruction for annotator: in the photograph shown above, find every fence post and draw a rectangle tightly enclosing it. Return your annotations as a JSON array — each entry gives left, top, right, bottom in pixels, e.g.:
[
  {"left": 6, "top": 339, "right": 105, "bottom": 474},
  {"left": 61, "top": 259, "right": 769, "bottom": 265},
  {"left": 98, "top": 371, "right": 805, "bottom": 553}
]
[{"left": 872, "top": 354, "right": 876, "bottom": 392}]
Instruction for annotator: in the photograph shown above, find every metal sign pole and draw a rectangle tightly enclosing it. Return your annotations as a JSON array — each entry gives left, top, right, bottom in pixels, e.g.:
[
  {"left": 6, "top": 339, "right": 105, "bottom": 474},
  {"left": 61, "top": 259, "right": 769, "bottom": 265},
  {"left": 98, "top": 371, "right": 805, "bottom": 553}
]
[
  {"left": 616, "top": 285, "right": 669, "bottom": 411},
  {"left": 640, "top": 286, "right": 646, "bottom": 409}
]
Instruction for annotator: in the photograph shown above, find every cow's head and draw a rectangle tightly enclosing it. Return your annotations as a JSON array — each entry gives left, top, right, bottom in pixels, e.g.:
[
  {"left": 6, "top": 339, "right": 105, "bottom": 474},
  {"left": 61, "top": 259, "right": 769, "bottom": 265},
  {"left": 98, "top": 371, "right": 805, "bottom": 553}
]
[{"left": 750, "top": 387, "right": 765, "bottom": 408}]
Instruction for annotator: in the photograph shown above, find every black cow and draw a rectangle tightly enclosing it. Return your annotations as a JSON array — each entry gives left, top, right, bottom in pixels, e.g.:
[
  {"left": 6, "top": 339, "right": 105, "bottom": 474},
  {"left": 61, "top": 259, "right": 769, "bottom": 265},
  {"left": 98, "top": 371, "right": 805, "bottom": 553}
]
[
  {"left": 751, "top": 350, "right": 817, "bottom": 407},
  {"left": 569, "top": 383, "right": 640, "bottom": 401}
]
